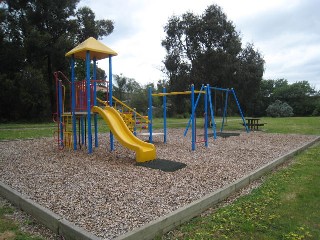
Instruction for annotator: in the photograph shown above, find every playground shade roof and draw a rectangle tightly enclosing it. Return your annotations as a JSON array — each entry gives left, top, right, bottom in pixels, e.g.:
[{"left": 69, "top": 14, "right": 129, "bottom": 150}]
[{"left": 65, "top": 37, "right": 117, "bottom": 60}]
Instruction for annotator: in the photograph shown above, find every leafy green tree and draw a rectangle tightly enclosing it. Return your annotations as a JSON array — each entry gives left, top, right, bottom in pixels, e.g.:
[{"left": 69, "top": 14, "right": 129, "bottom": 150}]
[
  {"left": 312, "top": 100, "right": 320, "bottom": 116},
  {"left": 272, "top": 80, "right": 317, "bottom": 116},
  {"left": 258, "top": 79, "right": 319, "bottom": 116},
  {"left": 113, "top": 74, "right": 128, "bottom": 100},
  {"left": 162, "top": 4, "right": 264, "bottom": 116},
  {"left": 17, "top": 66, "right": 51, "bottom": 120},
  {"left": 256, "top": 79, "right": 275, "bottom": 116},
  {"left": 235, "top": 43, "right": 265, "bottom": 115},
  {"left": 0, "top": 0, "right": 114, "bottom": 121},
  {"left": 112, "top": 74, "right": 152, "bottom": 115},
  {"left": 74, "top": 7, "right": 114, "bottom": 43}
]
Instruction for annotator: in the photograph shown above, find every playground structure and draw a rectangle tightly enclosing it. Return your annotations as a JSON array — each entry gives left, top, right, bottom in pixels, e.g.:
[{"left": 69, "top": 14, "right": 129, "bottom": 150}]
[
  {"left": 148, "top": 85, "right": 249, "bottom": 150},
  {"left": 54, "top": 37, "right": 249, "bottom": 162},
  {"left": 109, "top": 96, "right": 149, "bottom": 135},
  {"left": 54, "top": 37, "right": 156, "bottom": 162}
]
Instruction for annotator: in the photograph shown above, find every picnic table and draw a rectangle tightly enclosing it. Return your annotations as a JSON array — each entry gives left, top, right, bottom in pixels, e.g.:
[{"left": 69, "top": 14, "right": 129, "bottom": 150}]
[{"left": 245, "top": 118, "right": 266, "bottom": 131}]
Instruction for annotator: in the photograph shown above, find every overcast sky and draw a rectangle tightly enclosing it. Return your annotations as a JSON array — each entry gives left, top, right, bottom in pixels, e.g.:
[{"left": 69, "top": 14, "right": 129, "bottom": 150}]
[{"left": 79, "top": 0, "right": 320, "bottom": 90}]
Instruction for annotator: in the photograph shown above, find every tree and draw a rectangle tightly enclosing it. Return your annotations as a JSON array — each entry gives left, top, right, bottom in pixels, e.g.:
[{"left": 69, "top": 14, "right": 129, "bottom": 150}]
[
  {"left": 162, "top": 4, "right": 264, "bottom": 116},
  {"left": 0, "top": 0, "right": 114, "bottom": 121},
  {"left": 74, "top": 7, "right": 114, "bottom": 43},
  {"left": 258, "top": 79, "right": 319, "bottom": 116},
  {"left": 113, "top": 74, "right": 144, "bottom": 105},
  {"left": 113, "top": 74, "right": 128, "bottom": 100},
  {"left": 272, "top": 80, "right": 317, "bottom": 116}
]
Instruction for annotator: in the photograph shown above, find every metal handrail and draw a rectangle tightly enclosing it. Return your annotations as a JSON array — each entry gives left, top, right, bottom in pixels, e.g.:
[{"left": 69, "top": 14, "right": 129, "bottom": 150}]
[{"left": 97, "top": 96, "right": 150, "bottom": 124}]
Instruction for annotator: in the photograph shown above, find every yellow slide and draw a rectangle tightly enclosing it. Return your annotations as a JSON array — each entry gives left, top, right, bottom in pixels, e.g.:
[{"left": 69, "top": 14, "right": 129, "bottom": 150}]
[{"left": 91, "top": 106, "right": 156, "bottom": 162}]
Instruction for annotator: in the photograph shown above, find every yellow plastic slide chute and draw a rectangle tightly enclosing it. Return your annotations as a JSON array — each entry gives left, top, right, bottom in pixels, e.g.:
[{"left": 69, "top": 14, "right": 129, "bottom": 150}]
[{"left": 92, "top": 106, "right": 156, "bottom": 162}]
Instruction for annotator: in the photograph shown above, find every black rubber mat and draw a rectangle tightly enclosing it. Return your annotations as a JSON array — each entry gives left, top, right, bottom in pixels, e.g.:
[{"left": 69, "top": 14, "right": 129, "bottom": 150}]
[{"left": 136, "top": 159, "right": 187, "bottom": 172}]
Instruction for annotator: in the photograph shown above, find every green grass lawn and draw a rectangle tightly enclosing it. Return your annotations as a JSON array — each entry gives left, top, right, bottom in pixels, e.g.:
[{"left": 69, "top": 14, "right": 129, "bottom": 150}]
[
  {"left": 0, "top": 198, "right": 46, "bottom": 240},
  {"left": 218, "top": 116, "right": 320, "bottom": 135},
  {"left": 160, "top": 142, "right": 320, "bottom": 240},
  {"left": 1, "top": 116, "right": 319, "bottom": 140}
]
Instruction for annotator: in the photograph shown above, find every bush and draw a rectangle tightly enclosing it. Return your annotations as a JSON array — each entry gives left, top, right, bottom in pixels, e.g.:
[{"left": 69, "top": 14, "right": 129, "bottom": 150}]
[
  {"left": 312, "top": 104, "right": 320, "bottom": 116},
  {"left": 266, "top": 100, "right": 294, "bottom": 117}
]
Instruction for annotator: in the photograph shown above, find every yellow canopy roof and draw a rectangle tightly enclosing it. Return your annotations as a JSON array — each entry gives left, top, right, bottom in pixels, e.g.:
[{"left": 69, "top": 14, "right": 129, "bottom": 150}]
[{"left": 65, "top": 37, "right": 117, "bottom": 60}]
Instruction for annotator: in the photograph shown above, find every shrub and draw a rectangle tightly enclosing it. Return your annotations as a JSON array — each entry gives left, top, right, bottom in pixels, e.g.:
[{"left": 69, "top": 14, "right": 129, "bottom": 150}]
[
  {"left": 312, "top": 104, "right": 320, "bottom": 116},
  {"left": 266, "top": 100, "right": 294, "bottom": 117}
]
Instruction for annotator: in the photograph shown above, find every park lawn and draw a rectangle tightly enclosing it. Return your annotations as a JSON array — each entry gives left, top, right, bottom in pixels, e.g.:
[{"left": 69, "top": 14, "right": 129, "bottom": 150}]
[
  {"left": 0, "top": 116, "right": 319, "bottom": 140},
  {"left": 0, "top": 117, "right": 199, "bottom": 140},
  {"left": 262, "top": 117, "right": 320, "bottom": 135},
  {"left": 0, "top": 122, "right": 55, "bottom": 140},
  {"left": 214, "top": 116, "right": 320, "bottom": 135},
  {"left": 0, "top": 199, "right": 45, "bottom": 240},
  {"left": 161, "top": 142, "right": 320, "bottom": 240}
]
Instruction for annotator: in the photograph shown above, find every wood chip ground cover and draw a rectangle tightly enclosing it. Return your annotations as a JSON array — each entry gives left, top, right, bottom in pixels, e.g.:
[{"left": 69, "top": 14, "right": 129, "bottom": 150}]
[{"left": 0, "top": 129, "right": 316, "bottom": 239}]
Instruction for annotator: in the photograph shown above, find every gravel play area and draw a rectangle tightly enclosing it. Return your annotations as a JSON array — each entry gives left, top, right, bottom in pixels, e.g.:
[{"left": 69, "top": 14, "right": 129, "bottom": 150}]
[{"left": 0, "top": 129, "right": 317, "bottom": 239}]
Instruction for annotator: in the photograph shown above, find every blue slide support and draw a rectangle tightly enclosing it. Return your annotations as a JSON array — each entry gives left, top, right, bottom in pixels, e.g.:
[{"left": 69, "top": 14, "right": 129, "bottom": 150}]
[
  {"left": 148, "top": 86, "right": 153, "bottom": 143},
  {"left": 70, "top": 56, "right": 77, "bottom": 150},
  {"left": 86, "top": 51, "right": 92, "bottom": 153},
  {"left": 108, "top": 56, "right": 114, "bottom": 150},
  {"left": 163, "top": 87, "right": 167, "bottom": 143}
]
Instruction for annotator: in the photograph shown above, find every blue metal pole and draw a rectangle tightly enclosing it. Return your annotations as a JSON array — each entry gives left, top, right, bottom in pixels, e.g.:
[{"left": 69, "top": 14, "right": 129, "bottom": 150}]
[
  {"left": 204, "top": 86, "right": 208, "bottom": 147},
  {"left": 184, "top": 84, "right": 204, "bottom": 137},
  {"left": 220, "top": 90, "right": 229, "bottom": 132},
  {"left": 191, "top": 84, "right": 195, "bottom": 151},
  {"left": 109, "top": 56, "right": 114, "bottom": 150},
  {"left": 86, "top": 51, "right": 92, "bottom": 153},
  {"left": 231, "top": 88, "right": 249, "bottom": 133},
  {"left": 207, "top": 84, "right": 217, "bottom": 139},
  {"left": 163, "top": 87, "right": 167, "bottom": 143},
  {"left": 93, "top": 58, "right": 98, "bottom": 147},
  {"left": 71, "top": 56, "right": 77, "bottom": 150},
  {"left": 148, "top": 86, "right": 153, "bottom": 143}
]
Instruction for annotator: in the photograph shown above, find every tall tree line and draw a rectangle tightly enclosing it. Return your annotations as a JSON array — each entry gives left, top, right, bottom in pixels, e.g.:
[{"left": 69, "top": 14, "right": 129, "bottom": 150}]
[
  {"left": 161, "top": 4, "right": 319, "bottom": 116},
  {"left": 259, "top": 79, "right": 319, "bottom": 116},
  {"left": 161, "top": 4, "right": 264, "bottom": 116},
  {"left": 0, "top": 0, "right": 113, "bottom": 121}
]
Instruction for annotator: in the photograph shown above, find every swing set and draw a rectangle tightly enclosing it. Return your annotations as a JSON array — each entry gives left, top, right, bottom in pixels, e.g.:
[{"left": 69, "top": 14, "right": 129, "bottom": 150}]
[{"left": 148, "top": 84, "right": 249, "bottom": 151}]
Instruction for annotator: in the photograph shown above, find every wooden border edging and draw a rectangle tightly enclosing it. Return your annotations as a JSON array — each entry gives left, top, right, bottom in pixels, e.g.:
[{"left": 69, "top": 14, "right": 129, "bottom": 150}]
[
  {"left": 0, "top": 182, "right": 100, "bottom": 240},
  {"left": 115, "top": 136, "right": 320, "bottom": 240}
]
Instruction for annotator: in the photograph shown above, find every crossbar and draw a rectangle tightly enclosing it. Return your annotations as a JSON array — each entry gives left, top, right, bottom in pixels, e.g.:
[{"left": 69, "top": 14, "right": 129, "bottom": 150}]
[{"left": 152, "top": 91, "right": 205, "bottom": 96}]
